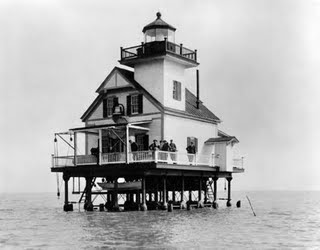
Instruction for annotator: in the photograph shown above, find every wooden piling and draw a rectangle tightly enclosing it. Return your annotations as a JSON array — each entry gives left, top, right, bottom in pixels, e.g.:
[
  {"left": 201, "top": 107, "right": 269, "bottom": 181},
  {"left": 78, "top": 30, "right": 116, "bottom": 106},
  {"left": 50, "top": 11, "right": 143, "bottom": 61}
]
[{"left": 226, "top": 177, "right": 232, "bottom": 207}]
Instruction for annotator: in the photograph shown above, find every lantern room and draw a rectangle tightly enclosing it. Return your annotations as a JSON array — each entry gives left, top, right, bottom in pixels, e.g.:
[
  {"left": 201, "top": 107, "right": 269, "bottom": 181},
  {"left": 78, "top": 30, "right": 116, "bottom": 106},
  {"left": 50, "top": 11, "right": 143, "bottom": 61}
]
[{"left": 142, "top": 12, "right": 176, "bottom": 43}]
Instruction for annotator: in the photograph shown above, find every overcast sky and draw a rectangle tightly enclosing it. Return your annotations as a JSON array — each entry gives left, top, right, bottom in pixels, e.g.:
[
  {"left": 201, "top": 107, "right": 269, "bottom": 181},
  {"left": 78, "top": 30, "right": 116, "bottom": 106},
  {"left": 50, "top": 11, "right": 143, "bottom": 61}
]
[{"left": 1, "top": 0, "right": 320, "bottom": 192}]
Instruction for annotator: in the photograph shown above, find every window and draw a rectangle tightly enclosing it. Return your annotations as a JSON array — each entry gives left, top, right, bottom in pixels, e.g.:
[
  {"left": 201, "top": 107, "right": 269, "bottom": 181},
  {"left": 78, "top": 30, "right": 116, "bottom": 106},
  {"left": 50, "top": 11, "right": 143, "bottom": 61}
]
[
  {"left": 127, "top": 94, "right": 143, "bottom": 115},
  {"left": 136, "top": 134, "right": 149, "bottom": 151},
  {"left": 103, "top": 97, "right": 117, "bottom": 118},
  {"left": 173, "top": 80, "right": 181, "bottom": 101},
  {"left": 131, "top": 95, "right": 139, "bottom": 114},
  {"left": 106, "top": 98, "right": 114, "bottom": 117}
]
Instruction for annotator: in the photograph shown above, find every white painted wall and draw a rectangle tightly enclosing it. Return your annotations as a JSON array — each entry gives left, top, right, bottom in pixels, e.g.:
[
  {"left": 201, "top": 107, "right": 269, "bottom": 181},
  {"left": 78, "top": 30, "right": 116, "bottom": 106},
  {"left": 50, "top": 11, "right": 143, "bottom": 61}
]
[
  {"left": 134, "top": 58, "right": 187, "bottom": 111},
  {"left": 226, "top": 143, "right": 234, "bottom": 172},
  {"left": 214, "top": 142, "right": 226, "bottom": 171},
  {"left": 134, "top": 59, "right": 164, "bottom": 104},
  {"left": 163, "top": 59, "right": 186, "bottom": 111},
  {"left": 163, "top": 114, "right": 217, "bottom": 154}
]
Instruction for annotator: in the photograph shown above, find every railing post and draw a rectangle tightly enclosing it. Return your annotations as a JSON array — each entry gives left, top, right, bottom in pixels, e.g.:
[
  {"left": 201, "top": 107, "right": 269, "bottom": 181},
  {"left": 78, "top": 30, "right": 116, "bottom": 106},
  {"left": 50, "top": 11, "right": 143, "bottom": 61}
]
[
  {"left": 195, "top": 153, "right": 197, "bottom": 166},
  {"left": 99, "top": 129, "right": 102, "bottom": 165},
  {"left": 154, "top": 150, "right": 158, "bottom": 163},
  {"left": 120, "top": 47, "right": 123, "bottom": 60},
  {"left": 164, "top": 37, "right": 167, "bottom": 51},
  {"left": 180, "top": 43, "right": 183, "bottom": 55},
  {"left": 141, "top": 42, "right": 144, "bottom": 55},
  {"left": 195, "top": 49, "right": 197, "bottom": 61},
  {"left": 74, "top": 132, "right": 77, "bottom": 166}
]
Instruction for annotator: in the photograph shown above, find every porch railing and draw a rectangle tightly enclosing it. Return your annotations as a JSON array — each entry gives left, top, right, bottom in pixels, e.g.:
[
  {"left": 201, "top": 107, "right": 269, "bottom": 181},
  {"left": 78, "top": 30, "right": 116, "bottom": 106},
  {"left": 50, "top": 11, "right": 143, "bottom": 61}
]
[
  {"left": 101, "top": 152, "right": 126, "bottom": 164},
  {"left": 233, "top": 157, "right": 244, "bottom": 169},
  {"left": 52, "top": 151, "right": 244, "bottom": 169}
]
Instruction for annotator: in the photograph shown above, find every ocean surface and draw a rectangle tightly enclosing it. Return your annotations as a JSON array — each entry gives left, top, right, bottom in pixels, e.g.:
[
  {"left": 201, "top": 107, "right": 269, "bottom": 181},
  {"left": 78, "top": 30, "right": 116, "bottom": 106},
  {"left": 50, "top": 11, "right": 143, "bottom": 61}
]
[{"left": 0, "top": 191, "right": 319, "bottom": 249}]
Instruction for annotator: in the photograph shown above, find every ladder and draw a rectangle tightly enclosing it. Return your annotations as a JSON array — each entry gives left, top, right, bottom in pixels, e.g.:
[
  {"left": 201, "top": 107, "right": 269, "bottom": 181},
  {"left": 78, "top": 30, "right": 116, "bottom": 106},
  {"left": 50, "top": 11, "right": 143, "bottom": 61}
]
[{"left": 78, "top": 177, "right": 96, "bottom": 203}]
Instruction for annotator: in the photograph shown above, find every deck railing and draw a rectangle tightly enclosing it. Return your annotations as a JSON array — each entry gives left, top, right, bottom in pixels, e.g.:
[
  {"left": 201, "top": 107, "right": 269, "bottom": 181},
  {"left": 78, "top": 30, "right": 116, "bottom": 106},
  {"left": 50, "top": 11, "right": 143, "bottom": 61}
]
[
  {"left": 52, "top": 151, "right": 244, "bottom": 170},
  {"left": 51, "top": 151, "right": 225, "bottom": 168},
  {"left": 233, "top": 157, "right": 244, "bottom": 169},
  {"left": 101, "top": 152, "right": 126, "bottom": 164},
  {"left": 120, "top": 40, "right": 197, "bottom": 63}
]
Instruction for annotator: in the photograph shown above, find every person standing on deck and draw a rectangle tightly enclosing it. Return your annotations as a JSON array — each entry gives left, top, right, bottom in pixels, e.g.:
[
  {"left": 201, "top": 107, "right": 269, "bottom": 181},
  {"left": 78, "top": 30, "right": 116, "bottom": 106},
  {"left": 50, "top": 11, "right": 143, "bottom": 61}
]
[
  {"left": 169, "top": 139, "right": 177, "bottom": 163},
  {"left": 149, "top": 139, "right": 159, "bottom": 151},
  {"left": 149, "top": 139, "right": 159, "bottom": 162},
  {"left": 161, "top": 140, "right": 170, "bottom": 162},
  {"left": 159, "top": 140, "right": 164, "bottom": 151},
  {"left": 186, "top": 141, "right": 196, "bottom": 164},
  {"left": 129, "top": 139, "right": 138, "bottom": 161}
]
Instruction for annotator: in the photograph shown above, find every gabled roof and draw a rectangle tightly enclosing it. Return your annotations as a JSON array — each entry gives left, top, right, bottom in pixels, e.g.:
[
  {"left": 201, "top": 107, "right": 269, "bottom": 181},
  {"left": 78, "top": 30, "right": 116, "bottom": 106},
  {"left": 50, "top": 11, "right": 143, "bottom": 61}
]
[
  {"left": 81, "top": 67, "right": 221, "bottom": 123},
  {"left": 142, "top": 12, "right": 176, "bottom": 33},
  {"left": 185, "top": 88, "right": 220, "bottom": 122},
  {"left": 81, "top": 67, "right": 163, "bottom": 121}
]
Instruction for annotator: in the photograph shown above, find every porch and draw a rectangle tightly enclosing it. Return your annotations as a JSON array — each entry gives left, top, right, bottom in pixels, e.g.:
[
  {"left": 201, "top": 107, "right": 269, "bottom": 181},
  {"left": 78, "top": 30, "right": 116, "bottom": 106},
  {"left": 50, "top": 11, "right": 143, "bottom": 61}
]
[{"left": 51, "top": 123, "right": 244, "bottom": 171}]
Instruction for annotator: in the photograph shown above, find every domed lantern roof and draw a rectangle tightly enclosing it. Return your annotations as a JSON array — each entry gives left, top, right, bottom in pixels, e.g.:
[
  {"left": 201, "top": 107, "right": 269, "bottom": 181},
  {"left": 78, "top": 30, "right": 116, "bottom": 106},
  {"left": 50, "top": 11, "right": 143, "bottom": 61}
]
[{"left": 142, "top": 12, "right": 176, "bottom": 43}]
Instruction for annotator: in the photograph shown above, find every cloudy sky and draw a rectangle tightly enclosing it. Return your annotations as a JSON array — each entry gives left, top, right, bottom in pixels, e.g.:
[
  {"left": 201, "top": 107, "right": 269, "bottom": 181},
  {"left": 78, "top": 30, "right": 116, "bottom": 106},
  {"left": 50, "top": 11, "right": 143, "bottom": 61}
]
[{"left": 1, "top": 0, "right": 320, "bottom": 192}]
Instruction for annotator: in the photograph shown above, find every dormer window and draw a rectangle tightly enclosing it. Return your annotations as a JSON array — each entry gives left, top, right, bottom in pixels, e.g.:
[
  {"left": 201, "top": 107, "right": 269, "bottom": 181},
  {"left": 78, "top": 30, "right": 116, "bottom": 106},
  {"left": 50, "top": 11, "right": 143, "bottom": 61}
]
[{"left": 173, "top": 80, "right": 181, "bottom": 101}]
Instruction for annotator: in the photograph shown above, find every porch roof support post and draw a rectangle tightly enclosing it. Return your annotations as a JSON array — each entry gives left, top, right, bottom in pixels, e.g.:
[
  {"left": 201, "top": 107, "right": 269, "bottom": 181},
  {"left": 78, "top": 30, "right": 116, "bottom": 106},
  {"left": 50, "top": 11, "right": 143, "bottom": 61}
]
[
  {"left": 125, "top": 124, "right": 129, "bottom": 164},
  {"left": 99, "top": 129, "right": 102, "bottom": 165},
  {"left": 74, "top": 132, "right": 77, "bottom": 166}
]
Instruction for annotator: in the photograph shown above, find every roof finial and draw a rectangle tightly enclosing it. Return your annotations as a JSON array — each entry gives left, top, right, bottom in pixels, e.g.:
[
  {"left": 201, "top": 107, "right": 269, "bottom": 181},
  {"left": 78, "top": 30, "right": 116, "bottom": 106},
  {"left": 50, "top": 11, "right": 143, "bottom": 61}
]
[{"left": 156, "top": 12, "right": 161, "bottom": 19}]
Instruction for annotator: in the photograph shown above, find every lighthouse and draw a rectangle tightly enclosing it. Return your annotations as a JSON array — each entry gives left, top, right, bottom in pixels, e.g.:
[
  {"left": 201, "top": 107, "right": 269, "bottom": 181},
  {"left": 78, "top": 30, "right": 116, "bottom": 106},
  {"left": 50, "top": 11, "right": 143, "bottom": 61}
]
[{"left": 51, "top": 13, "right": 244, "bottom": 212}]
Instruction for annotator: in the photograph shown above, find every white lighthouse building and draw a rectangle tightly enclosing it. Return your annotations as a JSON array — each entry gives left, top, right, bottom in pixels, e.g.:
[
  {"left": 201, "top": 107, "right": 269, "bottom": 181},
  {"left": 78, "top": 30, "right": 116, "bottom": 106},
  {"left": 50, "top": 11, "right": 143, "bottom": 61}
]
[{"left": 52, "top": 12, "right": 244, "bottom": 212}]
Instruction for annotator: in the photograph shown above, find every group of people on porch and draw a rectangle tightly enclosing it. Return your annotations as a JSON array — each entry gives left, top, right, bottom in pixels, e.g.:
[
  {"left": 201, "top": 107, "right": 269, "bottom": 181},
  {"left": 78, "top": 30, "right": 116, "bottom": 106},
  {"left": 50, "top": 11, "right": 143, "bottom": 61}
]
[
  {"left": 129, "top": 138, "right": 196, "bottom": 154},
  {"left": 148, "top": 139, "right": 177, "bottom": 152}
]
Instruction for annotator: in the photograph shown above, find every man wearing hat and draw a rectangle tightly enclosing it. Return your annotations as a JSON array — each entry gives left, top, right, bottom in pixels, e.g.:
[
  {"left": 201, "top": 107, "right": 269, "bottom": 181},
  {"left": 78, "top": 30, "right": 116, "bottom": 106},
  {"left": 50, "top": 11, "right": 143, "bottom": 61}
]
[{"left": 149, "top": 139, "right": 159, "bottom": 151}]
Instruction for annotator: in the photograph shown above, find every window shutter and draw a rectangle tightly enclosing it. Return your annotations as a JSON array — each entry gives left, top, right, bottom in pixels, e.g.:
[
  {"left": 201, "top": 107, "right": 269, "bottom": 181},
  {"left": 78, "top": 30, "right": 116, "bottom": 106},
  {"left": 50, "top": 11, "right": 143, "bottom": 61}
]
[
  {"left": 187, "top": 137, "right": 191, "bottom": 148},
  {"left": 103, "top": 99, "right": 108, "bottom": 118},
  {"left": 126, "top": 95, "right": 131, "bottom": 116},
  {"left": 178, "top": 81, "right": 181, "bottom": 101},
  {"left": 143, "top": 134, "right": 149, "bottom": 150},
  {"left": 112, "top": 97, "right": 118, "bottom": 114},
  {"left": 113, "top": 97, "right": 118, "bottom": 106},
  {"left": 138, "top": 94, "right": 143, "bottom": 114}
]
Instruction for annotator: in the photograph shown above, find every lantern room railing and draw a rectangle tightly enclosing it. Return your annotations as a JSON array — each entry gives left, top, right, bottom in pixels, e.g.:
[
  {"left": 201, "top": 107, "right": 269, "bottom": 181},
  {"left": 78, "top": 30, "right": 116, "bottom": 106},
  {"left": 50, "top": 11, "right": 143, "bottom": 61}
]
[{"left": 120, "top": 39, "right": 197, "bottom": 63}]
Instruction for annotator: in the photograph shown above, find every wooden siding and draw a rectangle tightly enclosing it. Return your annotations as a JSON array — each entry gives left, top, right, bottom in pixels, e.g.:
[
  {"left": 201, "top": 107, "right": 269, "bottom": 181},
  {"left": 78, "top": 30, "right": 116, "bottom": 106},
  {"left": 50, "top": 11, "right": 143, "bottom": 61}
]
[{"left": 163, "top": 114, "right": 217, "bottom": 156}]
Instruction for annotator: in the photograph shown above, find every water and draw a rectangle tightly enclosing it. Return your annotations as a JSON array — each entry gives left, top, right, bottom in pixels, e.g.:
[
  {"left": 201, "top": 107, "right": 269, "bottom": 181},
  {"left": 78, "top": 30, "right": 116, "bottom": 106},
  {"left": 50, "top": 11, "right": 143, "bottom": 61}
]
[{"left": 0, "top": 191, "right": 319, "bottom": 249}]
